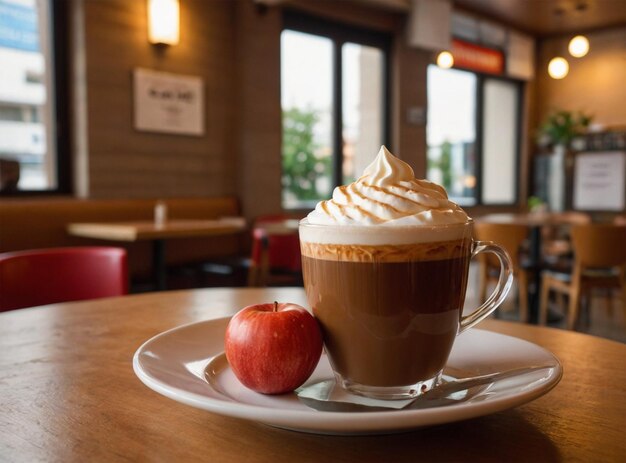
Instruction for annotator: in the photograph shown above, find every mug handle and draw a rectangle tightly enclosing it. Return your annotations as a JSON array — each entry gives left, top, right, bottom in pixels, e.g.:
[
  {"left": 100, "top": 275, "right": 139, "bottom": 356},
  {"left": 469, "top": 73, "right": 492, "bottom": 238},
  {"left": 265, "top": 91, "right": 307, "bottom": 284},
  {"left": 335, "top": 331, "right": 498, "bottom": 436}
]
[{"left": 459, "top": 241, "right": 514, "bottom": 334}]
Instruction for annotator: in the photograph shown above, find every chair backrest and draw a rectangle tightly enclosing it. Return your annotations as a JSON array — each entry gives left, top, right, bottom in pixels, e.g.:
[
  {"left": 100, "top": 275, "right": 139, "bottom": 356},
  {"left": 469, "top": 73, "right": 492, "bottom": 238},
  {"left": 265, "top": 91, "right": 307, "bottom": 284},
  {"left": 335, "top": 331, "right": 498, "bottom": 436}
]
[
  {"left": 570, "top": 224, "right": 626, "bottom": 268},
  {"left": 251, "top": 215, "right": 301, "bottom": 272},
  {"left": 0, "top": 247, "right": 128, "bottom": 311},
  {"left": 540, "top": 211, "right": 592, "bottom": 241},
  {"left": 473, "top": 222, "right": 529, "bottom": 268}
]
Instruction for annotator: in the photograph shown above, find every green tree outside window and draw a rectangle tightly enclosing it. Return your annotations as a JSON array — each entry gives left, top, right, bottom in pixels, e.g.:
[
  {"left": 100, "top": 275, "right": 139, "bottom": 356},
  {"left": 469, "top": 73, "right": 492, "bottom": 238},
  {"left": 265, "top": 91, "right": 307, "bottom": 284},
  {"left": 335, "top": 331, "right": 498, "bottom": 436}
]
[{"left": 282, "top": 107, "right": 331, "bottom": 203}]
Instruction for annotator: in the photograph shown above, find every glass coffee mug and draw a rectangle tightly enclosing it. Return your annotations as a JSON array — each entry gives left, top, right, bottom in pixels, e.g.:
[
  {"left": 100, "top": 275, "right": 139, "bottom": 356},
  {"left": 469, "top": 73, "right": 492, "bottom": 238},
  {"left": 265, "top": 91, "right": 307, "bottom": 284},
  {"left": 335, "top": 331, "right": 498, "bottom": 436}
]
[{"left": 299, "top": 219, "right": 513, "bottom": 400}]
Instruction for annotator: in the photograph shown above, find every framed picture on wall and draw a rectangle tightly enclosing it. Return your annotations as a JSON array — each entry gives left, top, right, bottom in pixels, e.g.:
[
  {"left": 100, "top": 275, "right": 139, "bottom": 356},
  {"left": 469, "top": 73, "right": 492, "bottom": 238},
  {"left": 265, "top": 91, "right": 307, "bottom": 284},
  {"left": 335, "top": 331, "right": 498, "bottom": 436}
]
[{"left": 133, "top": 68, "right": 205, "bottom": 136}]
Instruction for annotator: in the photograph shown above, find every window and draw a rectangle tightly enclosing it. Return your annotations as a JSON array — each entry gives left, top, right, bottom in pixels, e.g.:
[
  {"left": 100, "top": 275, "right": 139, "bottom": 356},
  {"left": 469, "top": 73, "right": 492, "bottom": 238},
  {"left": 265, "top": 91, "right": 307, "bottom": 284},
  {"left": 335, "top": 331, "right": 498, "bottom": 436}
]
[
  {"left": 427, "top": 65, "right": 521, "bottom": 206},
  {"left": 281, "top": 30, "right": 334, "bottom": 207},
  {"left": 427, "top": 67, "right": 477, "bottom": 204},
  {"left": 0, "top": 0, "right": 67, "bottom": 194},
  {"left": 481, "top": 78, "right": 519, "bottom": 204},
  {"left": 281, "top": 13, "right": 390, "bottom": 209}
]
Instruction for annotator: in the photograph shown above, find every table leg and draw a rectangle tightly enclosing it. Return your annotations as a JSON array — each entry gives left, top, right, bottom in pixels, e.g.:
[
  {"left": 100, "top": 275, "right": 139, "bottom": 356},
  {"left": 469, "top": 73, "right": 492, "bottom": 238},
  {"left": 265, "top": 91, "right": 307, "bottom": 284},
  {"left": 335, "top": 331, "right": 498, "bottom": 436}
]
[
  {"left": 528, "top": 226, "right": 542, "bottom": 323},
  {"left": 153, "top": 240, "right": 167, "bottom": 291}
]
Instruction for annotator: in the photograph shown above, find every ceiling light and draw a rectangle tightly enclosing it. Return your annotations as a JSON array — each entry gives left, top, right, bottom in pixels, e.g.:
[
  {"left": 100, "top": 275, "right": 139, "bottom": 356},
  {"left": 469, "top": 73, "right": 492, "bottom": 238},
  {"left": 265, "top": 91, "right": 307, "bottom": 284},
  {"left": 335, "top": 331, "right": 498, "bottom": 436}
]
[
  {"left": 568, "top": 35, "right": 589, "bottom": 58},
  {"left": 548, "top": 57, "right": 569, "bottom": 79},
  {"left": 436, "top": 51, "right": 454, "bottom": 69}
]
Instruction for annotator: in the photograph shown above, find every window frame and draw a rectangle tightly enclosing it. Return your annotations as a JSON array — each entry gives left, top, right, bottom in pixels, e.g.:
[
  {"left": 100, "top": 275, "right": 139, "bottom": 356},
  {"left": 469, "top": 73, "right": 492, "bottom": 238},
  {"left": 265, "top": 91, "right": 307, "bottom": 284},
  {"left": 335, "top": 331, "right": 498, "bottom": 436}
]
[
  {"left": 427, "top": 63, "right": 524, "bottom": 207},
  {"left": 0, "top": 0, "right": 71, "bottom": 197},
  {"left": 281, "top": 11, "right": 392, "bottom": 206}
]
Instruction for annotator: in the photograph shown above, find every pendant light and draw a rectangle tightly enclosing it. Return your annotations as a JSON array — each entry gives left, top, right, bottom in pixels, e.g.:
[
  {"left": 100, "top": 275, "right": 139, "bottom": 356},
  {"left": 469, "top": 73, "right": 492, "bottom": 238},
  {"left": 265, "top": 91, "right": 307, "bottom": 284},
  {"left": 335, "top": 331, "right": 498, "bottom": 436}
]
[
  {"left": 548, "top": 57, "right": 569, "bottom": 79},
  {"left": 436, "top": 51, "right": 454, "bottom": 69},
  {"left": 568, "top": 35, "right": 589, "bottom": 57}
]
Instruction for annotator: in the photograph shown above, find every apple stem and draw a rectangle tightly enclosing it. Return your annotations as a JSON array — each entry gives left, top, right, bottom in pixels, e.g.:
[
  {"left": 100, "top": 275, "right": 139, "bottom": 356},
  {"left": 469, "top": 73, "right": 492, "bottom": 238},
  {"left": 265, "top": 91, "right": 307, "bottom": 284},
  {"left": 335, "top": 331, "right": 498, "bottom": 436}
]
[{"left": 273, "top": 301, "right": 278, "bottom": 312}]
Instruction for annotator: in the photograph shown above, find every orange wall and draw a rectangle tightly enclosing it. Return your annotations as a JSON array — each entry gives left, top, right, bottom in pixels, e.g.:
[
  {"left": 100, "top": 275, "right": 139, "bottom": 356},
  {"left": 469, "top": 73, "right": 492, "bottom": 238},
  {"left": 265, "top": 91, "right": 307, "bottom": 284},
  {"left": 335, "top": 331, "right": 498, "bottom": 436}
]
[{"left": 536, "top": 27, "right": 626, "bottom": 129}]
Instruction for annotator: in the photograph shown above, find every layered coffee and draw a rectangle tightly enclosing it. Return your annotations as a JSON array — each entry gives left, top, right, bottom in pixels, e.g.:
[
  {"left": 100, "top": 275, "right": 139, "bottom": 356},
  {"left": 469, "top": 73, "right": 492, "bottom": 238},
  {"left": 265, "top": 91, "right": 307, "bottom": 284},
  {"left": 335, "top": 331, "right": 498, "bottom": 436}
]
[{"left": 301, "top": 230, "right": 472, "bottom": 388}]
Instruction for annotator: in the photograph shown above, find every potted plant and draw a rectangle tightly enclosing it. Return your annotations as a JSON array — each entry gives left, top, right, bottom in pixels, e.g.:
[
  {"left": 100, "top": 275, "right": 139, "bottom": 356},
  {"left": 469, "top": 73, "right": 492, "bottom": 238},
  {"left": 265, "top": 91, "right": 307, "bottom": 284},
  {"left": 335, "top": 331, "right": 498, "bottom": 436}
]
[
  {"left": 536, "top": 111, "right": 592, "bottom": 212},
  {"left": 527, "top": 195, "right": 547, "bottom": 214},
  {"left": 537, "top": 110, "right": 592, "bottom": 149}
]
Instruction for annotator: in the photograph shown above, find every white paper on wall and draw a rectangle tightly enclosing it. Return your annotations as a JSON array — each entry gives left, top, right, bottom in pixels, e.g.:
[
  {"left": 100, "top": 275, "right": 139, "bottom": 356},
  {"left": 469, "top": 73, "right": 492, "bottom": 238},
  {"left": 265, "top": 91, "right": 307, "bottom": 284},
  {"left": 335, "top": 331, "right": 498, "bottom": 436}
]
[
  {"left": 573, "top": 151, "right": 626, "bottom": 211},
  {"left": 133, "top": 68, "right": 205, "bottom": 136}
]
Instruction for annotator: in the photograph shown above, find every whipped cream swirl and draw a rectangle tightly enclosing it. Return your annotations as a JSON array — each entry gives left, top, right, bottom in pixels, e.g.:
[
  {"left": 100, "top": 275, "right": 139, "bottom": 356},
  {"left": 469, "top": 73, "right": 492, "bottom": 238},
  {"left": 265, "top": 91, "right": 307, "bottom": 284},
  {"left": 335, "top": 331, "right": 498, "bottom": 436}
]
[{"left": 306, "top": 146, "right": 469, "bottom": 226}]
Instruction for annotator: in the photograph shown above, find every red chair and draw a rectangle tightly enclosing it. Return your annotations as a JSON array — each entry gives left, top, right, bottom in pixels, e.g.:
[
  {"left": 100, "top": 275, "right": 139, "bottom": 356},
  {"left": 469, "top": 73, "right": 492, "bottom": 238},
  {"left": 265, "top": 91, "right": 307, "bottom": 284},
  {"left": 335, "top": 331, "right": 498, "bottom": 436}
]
[
  {"left": 248, "top": 216, "right": 302, "bottom": 287},
  {"left": 0, "top": 247, "right": 128, "bottom": 312}
]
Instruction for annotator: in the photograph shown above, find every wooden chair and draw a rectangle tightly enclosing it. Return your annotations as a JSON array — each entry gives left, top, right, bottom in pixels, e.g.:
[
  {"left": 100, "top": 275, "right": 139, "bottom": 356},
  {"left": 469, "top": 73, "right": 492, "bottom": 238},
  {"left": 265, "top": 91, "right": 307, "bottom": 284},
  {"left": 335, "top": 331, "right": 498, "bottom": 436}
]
[
  {"left": 0, "top": 247, "right": 128, "bottom": 311},
  {"left": 474, "top": 222, "right": 530, "bottom": 322},
  {"left": 541, "top": 212, "right": 591, "bottom": 263},
  {"left": 539, "top": 224, "right": 626, "bottom": 329},
  {"left": 247, "top": 216, "right": 302, "bottom": 287}
]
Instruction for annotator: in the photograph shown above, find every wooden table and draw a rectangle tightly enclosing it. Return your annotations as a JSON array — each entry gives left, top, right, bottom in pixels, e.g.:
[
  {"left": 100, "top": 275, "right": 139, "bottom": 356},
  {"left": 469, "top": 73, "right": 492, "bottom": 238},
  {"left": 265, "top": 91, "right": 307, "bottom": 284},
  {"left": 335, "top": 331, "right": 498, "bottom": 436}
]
[
  {"left": 68, "top": 218, "right": 246, "bottom": 290},
  {"left": 477, "top": 212, "right": 590, "bottom": 323},
  {"left": 1, "top": 288, "right": 625, "bottom": 462}
]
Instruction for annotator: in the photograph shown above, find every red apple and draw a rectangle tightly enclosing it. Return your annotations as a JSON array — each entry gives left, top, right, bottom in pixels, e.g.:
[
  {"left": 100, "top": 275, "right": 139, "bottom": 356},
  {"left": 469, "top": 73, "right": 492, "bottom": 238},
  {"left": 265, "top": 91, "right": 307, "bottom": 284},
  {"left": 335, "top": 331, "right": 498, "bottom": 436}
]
[{"left": 224, "top": 302, "right": 323, "bottom": 394}]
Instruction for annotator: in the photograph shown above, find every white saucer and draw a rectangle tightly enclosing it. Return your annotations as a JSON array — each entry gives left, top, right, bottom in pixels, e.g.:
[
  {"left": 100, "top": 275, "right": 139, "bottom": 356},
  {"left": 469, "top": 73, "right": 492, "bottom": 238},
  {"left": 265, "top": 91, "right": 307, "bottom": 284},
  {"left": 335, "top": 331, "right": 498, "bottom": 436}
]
[{"left": 133, "top": 317, "right": 562, "bottom": 435}]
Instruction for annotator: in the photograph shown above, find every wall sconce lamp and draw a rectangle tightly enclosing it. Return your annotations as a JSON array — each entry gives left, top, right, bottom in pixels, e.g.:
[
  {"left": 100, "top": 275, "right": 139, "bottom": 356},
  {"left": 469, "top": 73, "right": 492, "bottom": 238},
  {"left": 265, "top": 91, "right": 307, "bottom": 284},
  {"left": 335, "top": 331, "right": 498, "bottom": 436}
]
[{"left": 148, "top": 0, "right": 180, "bottom": 46}]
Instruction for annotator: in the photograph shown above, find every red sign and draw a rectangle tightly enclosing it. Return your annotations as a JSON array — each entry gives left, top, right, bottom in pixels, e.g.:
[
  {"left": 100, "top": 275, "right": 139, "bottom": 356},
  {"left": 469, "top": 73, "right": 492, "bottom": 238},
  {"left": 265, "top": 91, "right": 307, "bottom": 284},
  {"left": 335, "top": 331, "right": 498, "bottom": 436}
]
[{"left": 451, "top": 39, "right": 504, "bottom": 75}]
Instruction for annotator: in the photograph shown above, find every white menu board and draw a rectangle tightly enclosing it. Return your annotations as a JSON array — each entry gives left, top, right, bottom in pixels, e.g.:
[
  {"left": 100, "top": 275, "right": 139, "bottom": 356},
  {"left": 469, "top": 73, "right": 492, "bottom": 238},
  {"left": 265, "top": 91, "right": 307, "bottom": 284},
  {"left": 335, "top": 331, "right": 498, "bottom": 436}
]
[
  {"left": 133, "top": 68, "right": 205, "bottom": 136},
  {"left": 573, "top": 151, "right": 626, "bottom": 211}
]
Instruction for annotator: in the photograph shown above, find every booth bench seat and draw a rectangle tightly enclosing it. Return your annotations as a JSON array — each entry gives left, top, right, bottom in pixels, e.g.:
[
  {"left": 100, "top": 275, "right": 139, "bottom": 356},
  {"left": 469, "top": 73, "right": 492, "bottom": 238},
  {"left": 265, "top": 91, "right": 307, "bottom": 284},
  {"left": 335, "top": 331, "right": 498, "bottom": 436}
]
[{"left": 0, "top": 196, "right": 244, "bottom": 283}]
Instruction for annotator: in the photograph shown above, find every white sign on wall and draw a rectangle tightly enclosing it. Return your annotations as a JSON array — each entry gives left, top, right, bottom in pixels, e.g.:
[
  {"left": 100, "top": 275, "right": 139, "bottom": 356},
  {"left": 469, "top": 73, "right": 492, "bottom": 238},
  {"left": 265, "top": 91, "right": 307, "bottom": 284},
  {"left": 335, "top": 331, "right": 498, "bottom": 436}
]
[
  {"left": 133, "top": 68, "right": 204, "bottom": 136},
  {"left": 573, "top": 151, "right": 626, "bottom": 211}
]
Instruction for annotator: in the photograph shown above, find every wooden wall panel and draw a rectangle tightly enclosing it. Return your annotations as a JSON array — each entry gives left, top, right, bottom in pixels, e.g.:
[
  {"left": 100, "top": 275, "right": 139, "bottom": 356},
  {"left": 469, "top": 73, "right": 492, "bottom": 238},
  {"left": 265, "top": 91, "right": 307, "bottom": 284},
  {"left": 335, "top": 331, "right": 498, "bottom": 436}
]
[
  {"left": 235, "top": 0, "right": 283, "bottom": 220},
  {"left": 81, "top": 0, "right": 237, "bottom": 199},
  {"left": 392, "top": 27, "right": 431, "bottom": 179}
]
